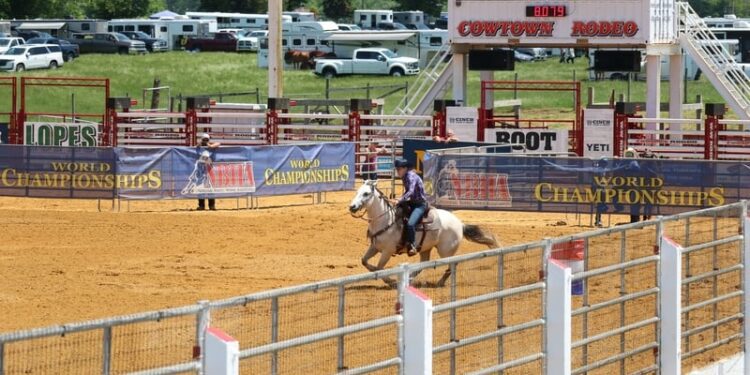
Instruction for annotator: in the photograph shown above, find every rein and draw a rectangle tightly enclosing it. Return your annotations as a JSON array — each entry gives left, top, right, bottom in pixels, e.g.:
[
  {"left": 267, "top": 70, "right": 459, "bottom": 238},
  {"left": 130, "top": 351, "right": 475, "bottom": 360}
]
[{"left": 352, "top": 187, "right": 399, "bottom": 241}]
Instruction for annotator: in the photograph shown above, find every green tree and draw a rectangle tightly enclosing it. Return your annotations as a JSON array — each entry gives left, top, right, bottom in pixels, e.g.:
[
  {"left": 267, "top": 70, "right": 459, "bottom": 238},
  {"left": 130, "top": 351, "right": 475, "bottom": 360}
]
[
  {"left": 89, "top": 0, "right": 162, "bottom": 19},
  {"left": 285, "top": 0, "right": 307, "bottom": 11},
  {"left": 395, "top": 0, "right": 444, "bottom": 17},
  {"left": 322, "top": 0, "right": 351, "bottom": 21}
]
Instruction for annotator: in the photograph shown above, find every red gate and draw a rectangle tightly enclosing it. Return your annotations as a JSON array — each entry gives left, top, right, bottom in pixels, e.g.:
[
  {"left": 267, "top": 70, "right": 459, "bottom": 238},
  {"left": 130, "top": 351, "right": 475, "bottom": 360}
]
[
  {"left": 17, "top": 77, "right": 109, "bottom": 146},
  {"left": 480, "top": 80, "right": 582, "bottom": 155}
]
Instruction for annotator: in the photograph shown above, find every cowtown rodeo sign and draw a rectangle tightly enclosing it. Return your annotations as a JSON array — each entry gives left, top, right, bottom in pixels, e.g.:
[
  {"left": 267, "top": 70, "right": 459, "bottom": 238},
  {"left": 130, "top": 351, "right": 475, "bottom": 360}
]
[
  {"left": 449, "top": 0, "right": 655, "bottom": 46},
  {"left": 423, "top": 153, "right": 749, "bottom": 216}
]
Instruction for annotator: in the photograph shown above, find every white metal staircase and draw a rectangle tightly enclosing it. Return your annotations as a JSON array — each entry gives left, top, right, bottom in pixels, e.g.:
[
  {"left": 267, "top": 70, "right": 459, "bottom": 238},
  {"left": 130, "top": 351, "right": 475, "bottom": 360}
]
[
  {"left": 391, "top": 42, "right": 453, "bottom": 118},
  {"left": 678, "top": 2, "right": 750, "bottom": 119}
]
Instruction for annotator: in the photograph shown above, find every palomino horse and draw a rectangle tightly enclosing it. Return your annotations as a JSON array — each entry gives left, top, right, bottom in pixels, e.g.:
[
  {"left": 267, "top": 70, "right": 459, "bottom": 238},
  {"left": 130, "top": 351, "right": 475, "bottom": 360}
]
[{"left": 349, "top": 180, "right": 499, "bottom": 286}]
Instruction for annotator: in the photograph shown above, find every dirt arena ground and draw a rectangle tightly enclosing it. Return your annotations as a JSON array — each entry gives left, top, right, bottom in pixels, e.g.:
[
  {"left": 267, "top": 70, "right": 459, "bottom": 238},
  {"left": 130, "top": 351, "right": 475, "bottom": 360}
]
[{"left": 0, "top": 191, "right": 593, "bottom": 332}]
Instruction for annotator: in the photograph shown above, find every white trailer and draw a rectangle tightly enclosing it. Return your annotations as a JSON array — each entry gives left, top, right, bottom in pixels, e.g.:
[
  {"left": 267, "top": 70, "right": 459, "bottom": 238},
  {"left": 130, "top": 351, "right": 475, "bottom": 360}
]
[
  {"left": 9, "top": 19, "right": 107, "bottom": 38},
  {"left": 108, "top": 18, "right": 217, "bottom": 50},
  {"left": 354, "top": 10, "right": 393, "bottom": 29},
  {"left": 257, "top": 27, "right": 447, "bottom": 69},
  {"left": 283, "top": 12, "right": 316, "bottom": 22},
  {"left": 393, "top": 11, "right": 425, "bottom": 28},
  {"left": 186, "top": 12, "right": 291, "bottom": 30}
]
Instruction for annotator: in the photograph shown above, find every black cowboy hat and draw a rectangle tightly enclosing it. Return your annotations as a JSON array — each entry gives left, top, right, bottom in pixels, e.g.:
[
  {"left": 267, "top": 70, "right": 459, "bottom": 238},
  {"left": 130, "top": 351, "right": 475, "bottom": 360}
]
[{"left": 394, "top": 158, "right": 411, "bottom": 168}]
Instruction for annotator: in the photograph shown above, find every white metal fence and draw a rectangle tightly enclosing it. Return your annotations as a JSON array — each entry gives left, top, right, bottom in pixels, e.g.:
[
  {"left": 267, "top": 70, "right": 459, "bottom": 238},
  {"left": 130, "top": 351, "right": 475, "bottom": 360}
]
[{"left": 0, "top": 203, "right": 747, "bottom": 374}]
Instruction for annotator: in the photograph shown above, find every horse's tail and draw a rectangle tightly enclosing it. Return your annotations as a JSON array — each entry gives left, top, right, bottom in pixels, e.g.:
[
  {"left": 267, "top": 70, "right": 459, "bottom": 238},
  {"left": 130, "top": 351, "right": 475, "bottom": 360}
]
[{"left": 463, "top": 224, "right": 499, "bottom": 248}]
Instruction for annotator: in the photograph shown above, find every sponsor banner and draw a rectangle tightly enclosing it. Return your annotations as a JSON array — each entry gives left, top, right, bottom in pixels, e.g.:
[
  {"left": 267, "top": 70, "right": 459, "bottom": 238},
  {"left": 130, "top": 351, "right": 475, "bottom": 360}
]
[
  {"left": 424, "top": 154, "right": 750, "bottom": 215},
  {"left": 117, "top": 143, "right": 354, "bottom": 199},
  {"left": 0, "top": 143, "right": 354, "bottom": 200},
  {"left": 483, "top": 128, "right": 568, "bottom": 153},
  {"left": 376, "top": 156, "right": 394, "bottom": 172},
  {"left": 0, "top": 145, "right": 116, "bottom": 199},
  {"left": 446, "top": 107, "right": 478, "bottom": 142},
  {"left": 403, "top": 139, "right": 510, "bottom": 176},
  {"left": 583, "top": 109, "right": 615, "bottom": 158},
  {"left": 24, "top": 122, "right": 99, "bottom": 147}
]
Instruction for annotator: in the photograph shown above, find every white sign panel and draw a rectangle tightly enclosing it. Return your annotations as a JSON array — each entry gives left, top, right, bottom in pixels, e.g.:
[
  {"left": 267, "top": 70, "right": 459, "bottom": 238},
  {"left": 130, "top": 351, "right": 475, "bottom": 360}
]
[
  {"left": 484, "top": 128, "right": 569, "bottom": 153},
  {"left": 24, "top": 122, "right": 98, "bottom": 147},
  {"left": 583, "top": 109, "right": 615, "bottom": 158},
  {"left": 449, "top": 0, "right": 653, "bottom": 47},
  {"left": 446, "top": 106, "right": 478, "bottom": 142}
]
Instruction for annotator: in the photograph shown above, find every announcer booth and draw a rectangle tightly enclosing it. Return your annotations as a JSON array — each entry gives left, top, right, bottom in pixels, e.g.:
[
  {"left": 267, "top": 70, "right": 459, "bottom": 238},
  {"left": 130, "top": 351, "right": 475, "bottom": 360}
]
[{"left": 448, "top": 0, "right": 683, "bottom": 152}]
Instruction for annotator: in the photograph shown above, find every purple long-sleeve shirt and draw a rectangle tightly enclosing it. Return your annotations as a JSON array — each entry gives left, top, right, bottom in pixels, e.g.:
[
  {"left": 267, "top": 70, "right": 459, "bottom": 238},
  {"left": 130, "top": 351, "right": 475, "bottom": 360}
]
[{"left": 400, "top": 170, "right": 427, "bottom": 203}]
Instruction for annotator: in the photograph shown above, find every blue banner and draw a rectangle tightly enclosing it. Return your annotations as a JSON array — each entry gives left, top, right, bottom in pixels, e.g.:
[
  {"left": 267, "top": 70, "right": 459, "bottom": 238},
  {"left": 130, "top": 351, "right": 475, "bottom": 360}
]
[
  {"left": 424, "top": 154, "right": 750, "bottom": 215},
  {"left": 0, "top": 143, "right": 354, "bottom": 200}
]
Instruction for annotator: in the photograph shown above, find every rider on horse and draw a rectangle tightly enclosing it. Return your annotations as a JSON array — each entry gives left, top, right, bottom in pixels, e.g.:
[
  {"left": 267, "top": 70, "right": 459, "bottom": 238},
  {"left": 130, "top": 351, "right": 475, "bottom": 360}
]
[{"left": 394, "top": 158, "right": 427, "bottom": 257}]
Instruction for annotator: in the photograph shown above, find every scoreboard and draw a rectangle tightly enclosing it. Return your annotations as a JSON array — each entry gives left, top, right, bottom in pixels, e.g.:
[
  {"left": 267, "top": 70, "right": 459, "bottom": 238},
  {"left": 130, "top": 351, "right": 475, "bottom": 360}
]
[{"left": 449, "top": 0, "right": 673, "bottom": 47}]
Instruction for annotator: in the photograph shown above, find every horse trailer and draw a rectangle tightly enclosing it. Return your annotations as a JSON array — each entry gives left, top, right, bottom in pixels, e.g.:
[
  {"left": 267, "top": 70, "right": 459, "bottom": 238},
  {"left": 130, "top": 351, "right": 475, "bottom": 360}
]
[
  {"left": 9, "top": 19, "right": 107, "bottom": 39},
  {"left": 186, "top": 12, "right": 291, "bottom": 30},
  {"left": 108, "top": 18, "right": 217, "bottom": 50},
  {"left": 354, "top": 10, "right": 393, "bottom": 30}
]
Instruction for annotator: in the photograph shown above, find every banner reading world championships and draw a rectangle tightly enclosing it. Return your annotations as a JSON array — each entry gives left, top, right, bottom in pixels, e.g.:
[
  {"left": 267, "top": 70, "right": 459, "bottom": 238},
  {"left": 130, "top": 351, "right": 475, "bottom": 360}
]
[
  {"left": 116, "top": 143, "right": 354, "bottom": 199},
  {"left": 423, "top": 154, "right": 750, "bottom": 215},
  {"left": 0, "top": 143, "right": 354, "bottom": 200}
]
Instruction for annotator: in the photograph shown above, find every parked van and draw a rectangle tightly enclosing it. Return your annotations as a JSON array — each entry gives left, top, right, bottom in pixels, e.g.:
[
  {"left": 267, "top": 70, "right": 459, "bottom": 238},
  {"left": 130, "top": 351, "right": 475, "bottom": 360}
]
[{"left": 0, "top": 44, "right": 64, "bottom": 71}]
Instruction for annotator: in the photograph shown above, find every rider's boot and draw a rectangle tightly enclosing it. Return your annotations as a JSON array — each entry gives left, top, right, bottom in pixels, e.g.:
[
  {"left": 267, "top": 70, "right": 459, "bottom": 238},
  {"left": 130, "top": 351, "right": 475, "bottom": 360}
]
[{"left": 407, "top": 243, "right": 418, "bottom": 257}]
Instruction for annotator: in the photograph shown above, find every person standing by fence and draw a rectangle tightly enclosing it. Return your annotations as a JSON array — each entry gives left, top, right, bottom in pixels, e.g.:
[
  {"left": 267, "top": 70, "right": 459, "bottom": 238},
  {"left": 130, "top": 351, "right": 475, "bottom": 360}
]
[
  {"left": 363, "top": 143, "right": 387, "bottom": 181},
  {"left": 197, "top": 133, "right": 220, "bottom": 211}
]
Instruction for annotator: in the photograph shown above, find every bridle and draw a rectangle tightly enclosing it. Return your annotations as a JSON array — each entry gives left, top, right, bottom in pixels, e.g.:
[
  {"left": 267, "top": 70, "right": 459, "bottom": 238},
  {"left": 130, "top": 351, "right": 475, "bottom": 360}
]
[{"left": 350, "top": 185, "right": 399, "bottom": 241}]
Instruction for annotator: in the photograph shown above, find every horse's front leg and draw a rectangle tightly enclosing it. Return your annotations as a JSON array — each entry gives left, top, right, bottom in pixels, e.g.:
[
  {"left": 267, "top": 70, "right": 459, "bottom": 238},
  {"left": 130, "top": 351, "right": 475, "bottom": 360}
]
[
  {"left": 375, "top": 249, "right": 399, "bottom": 288},
  {"left": 361, "top": 245, "right": 379, "bottom": 273}
]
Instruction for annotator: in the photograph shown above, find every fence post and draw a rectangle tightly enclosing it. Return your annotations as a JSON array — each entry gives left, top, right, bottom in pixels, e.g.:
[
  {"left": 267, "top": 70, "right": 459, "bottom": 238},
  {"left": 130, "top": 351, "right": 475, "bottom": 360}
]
[
  {"left": 204, "top": 327, "right": 239, "bottom": 375},
  {"left": 266, "top": 109, "right": 278, "bottom": 145},
  {"left": 403, "top": 285, "right": 432, "bottom": 375},
  {"left": 0, "top": 342, "right": 5, "bottom": 375},
  {"left": 102, "top": 326, "right": 112, "bottom": 374},
  {"left": 704, "top": 114, "right": 718, "bottom": 160},
  {"left": 546, "top": 257, "right": 572, "bottom": 375},
  {"left": 195, "top": 300, "right": 210, "bottom": 366},
  {"left": 659, "top": 228, "right": 682, "bottom": 375},
  {"left": 742, "top": 201, "right": 750, "bottom": 373}
]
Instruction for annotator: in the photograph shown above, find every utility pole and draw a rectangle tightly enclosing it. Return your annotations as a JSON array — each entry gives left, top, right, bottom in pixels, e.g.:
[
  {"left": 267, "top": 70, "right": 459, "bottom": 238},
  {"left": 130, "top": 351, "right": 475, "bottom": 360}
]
[{"left": 268, "top": 0, "right": 283, "bottom": 98}]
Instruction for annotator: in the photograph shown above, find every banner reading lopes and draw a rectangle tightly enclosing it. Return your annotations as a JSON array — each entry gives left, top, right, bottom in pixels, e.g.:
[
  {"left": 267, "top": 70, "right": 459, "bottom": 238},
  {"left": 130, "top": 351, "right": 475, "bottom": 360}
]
[
  {"left": 0, "top": 143, "right": 354, "bottom": 200},
  {"left": 423, "top": 153, "right": 750, "bottom": 215}
]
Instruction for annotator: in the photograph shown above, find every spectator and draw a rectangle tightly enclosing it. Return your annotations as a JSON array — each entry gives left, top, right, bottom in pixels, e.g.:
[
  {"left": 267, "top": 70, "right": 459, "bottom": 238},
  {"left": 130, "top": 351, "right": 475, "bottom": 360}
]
[
  {"left": 433, "top": 129, "right": 459, "bottom": 143},
  {"left": 363, "top": 143, "right": 387, "bottom": 181},
  {"left": 566, "top": 48, "right": 575, "bottom": 64},
  {"left": 197, "top": 133, "right": 220, "bottom": 211}
]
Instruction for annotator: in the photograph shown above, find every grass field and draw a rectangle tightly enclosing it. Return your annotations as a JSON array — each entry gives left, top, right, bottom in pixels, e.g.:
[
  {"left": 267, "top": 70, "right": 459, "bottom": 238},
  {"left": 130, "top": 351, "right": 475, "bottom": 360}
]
[{"left": 0, "top": 51, "right": 729, "bottom": 119}]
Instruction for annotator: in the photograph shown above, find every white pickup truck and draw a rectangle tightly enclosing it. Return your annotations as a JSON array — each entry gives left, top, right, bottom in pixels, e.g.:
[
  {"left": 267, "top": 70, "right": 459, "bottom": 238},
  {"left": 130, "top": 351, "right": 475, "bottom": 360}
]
[{"left": 315, "top": 48, "right": 419, "bottom": 78}]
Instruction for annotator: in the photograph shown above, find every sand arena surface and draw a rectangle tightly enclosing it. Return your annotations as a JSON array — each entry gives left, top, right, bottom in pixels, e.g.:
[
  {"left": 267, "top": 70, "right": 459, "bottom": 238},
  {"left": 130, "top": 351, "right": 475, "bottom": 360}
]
[{"left": 0, "top": 191, "right": 588, "bottom": 332}]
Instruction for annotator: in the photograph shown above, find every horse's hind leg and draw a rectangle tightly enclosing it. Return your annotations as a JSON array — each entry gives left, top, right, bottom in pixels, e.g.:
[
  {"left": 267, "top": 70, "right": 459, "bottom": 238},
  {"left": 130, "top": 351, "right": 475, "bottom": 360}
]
[{"left": 437, "top": 267, "right": 451, "bottom": 287}]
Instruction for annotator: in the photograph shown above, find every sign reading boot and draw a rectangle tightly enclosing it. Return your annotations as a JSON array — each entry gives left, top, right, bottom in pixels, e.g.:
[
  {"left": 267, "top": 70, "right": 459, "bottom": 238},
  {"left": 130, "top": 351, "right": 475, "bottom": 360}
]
[{"left": 484, "top": 128, "right": 568, "bottom": 153}]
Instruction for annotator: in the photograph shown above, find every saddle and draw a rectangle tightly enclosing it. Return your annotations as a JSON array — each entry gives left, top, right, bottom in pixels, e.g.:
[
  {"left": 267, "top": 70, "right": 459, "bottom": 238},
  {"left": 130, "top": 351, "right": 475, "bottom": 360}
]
[{"left": 394, "top": 203, "right": 435, "bottom": 256}]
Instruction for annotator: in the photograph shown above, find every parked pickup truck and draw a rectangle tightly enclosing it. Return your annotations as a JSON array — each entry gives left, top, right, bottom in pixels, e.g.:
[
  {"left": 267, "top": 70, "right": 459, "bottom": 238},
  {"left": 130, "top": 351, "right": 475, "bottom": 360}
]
[
  {"left": 315, "top": 48, "right": 419, "bottom": 78},
  {"left": 27, "top": 37, "right": 80, "bottom": 61},
  {"left": 69, "top": 33, "right": 148, "bottom": 54},
  {"left": 119, "top": 31, "right": 168, "bottom": 52},
  {"left": 184, "top": 33, "right": 238, "bottom": 52}
]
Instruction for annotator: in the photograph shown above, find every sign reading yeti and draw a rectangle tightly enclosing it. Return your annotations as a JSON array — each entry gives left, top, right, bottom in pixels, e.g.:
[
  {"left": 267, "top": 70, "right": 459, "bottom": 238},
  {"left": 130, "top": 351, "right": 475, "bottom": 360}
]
[{"left": 24, "top": 122, "right": 98, "bottom": 147}]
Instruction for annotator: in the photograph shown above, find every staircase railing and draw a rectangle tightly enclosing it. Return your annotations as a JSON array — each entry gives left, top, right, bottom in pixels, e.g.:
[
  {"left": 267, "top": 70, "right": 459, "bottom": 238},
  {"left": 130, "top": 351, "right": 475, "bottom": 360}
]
[
  {"left": 678, "top": 1, "right": 750, "bottom": 118},
  {"left": 391, "top": 43, "right": 453, "bottom": 118}
]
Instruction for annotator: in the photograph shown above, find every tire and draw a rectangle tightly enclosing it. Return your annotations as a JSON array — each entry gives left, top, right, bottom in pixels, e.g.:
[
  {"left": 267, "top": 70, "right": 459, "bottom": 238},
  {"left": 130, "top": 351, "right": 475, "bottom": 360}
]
[
  {"left": 192, "top": 46, "right": 202, "bottom": 53},
  {"left": 64, "top": 53, "right": 74, "bottom": 62},
  {"left": 609, "top": 73, "right": 624, "bottom": 81},
  {"left": 15, "top": 64, "right": 24, "bottom": 72},
  {"left": 118, "top": 47, "right": 128, "bottom": 55},
  {"left": 49, "top": 61, "right": 58, "bottom": 69},
  {"left": 322, "top": 68, "right": 336, "bottom": 79},
  {"left": 390, "top": 68, "right": 404, "bottom": 77}
]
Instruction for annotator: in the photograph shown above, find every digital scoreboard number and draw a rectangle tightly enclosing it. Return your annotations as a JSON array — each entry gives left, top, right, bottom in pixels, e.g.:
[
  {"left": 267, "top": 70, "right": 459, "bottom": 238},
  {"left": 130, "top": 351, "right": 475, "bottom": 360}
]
[{"left": 525, "top": 5, "right": 567, "bottom": 17}]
